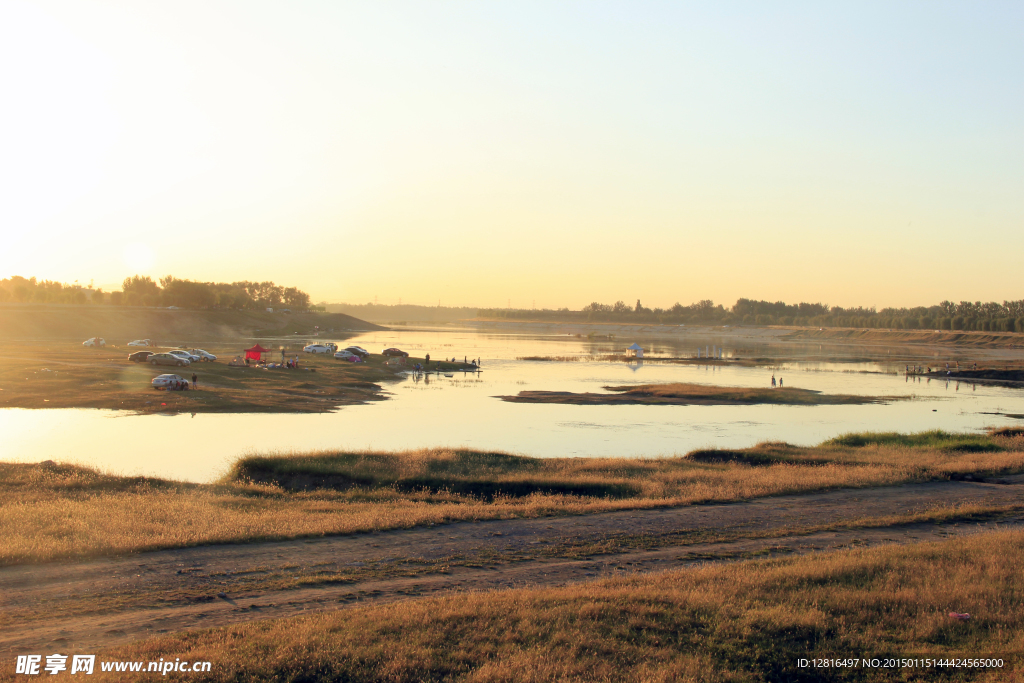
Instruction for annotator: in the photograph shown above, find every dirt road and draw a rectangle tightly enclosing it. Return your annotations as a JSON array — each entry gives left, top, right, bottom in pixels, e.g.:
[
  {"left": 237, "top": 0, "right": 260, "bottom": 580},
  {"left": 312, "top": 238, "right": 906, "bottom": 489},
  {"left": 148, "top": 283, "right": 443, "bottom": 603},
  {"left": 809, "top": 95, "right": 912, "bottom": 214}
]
[{"left": 3, "top": 476, "right": 1022, "bottom": 654}]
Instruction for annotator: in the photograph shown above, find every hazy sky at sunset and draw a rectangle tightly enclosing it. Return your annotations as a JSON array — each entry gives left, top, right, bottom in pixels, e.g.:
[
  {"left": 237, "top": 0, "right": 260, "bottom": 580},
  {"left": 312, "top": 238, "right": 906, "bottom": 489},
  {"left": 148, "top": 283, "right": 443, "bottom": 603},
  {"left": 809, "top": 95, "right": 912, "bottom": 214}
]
[{"left": 2, "top": 1, "right": 1021, "bottom": 309}]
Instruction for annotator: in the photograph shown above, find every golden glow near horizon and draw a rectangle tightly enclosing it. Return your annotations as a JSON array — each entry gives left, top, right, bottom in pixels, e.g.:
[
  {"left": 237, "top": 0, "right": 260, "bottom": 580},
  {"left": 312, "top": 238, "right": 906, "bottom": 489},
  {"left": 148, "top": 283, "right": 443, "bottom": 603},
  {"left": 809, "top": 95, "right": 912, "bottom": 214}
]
[{"left": 1, "top": 1, "right": 1022, "bottom": 309}]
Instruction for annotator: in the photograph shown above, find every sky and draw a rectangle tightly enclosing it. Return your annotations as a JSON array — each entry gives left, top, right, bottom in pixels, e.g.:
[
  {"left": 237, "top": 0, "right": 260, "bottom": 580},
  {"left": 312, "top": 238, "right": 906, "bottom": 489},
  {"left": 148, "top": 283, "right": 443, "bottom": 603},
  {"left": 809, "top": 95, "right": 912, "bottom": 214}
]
[{"left": 1, "top": 1, "right": 1021, "bottom": 310}]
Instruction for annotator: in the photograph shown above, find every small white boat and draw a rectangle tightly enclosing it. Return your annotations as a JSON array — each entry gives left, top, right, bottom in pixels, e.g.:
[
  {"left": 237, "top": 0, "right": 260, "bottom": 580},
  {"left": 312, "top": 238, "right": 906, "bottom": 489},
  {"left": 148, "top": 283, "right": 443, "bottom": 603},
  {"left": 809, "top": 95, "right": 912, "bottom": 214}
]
[{"left": 444, "top": 373, "right": 454, "bottom": 377}]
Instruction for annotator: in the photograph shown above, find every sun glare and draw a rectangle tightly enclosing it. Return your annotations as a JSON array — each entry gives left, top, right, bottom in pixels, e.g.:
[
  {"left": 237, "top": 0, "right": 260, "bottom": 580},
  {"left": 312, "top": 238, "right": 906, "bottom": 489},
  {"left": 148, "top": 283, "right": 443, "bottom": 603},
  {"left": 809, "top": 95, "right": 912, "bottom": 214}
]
[{"left": 122, "top": 243, "right": 154, "bottom": 274}]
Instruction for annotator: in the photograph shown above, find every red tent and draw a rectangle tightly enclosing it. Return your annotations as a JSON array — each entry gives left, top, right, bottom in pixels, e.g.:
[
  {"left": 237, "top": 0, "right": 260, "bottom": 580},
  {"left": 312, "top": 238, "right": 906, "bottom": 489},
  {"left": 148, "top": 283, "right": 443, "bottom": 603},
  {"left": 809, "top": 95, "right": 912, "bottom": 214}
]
[{"left": 244, "top": 343, "right": 269, "bottom": 361}]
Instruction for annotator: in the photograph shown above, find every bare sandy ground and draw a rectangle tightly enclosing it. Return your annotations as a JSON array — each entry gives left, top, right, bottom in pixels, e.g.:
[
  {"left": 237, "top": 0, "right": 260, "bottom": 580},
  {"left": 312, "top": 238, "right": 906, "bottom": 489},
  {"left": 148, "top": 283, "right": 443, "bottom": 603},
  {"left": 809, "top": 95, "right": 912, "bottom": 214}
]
[{"left": 2, "top": 476, "right": 1022, "bottom": 655}]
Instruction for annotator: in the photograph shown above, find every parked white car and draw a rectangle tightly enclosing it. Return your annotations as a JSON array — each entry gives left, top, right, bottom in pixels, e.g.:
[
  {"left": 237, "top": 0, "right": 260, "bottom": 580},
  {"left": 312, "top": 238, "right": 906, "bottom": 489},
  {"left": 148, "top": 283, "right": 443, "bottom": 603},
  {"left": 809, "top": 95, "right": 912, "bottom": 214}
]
[
  {"left": 82, "top": 337, "right": 106, "bottom": 347},
  {"left": 168, "top": 349, "right": 201, "bottom": 363},
  {"left": 151, "top": 374, "right": 189, "bottom": 389},
  {"left": 303, "top": 344, "right": 331, "bottom": 354},
  {"left": 127, "top": 339, "right": 152, "bottom": 347},
  {"left": 334, "top": 349, "right": 357, "bottom": 360},
  {"left": 189, "top": 349, "right": 217, "bottom": 361}
]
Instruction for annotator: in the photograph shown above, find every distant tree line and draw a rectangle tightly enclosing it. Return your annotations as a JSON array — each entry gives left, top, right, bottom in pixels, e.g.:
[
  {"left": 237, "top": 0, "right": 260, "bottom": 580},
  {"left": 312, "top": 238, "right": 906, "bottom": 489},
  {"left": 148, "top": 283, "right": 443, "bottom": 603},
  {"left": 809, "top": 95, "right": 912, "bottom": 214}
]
[
  {"left": 0, "top": 275, "right": 312, "bottom": 311},
  {"left": 0, "top": 276, "right": 93, "bottom": 305},
  {"left": 6, "top": 276, "right": 1020, "bottom": 331},
  {"left": 479, "top": 297, "right": 1024, "bottom": 333}
]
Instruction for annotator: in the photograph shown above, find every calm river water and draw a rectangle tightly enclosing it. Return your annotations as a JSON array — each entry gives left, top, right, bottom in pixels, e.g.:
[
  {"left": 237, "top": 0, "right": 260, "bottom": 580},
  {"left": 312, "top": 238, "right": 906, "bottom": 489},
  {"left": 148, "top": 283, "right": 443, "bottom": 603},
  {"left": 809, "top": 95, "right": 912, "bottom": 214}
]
[{"left": 2, "top": 327, "right": 1022, "bottom": 482}]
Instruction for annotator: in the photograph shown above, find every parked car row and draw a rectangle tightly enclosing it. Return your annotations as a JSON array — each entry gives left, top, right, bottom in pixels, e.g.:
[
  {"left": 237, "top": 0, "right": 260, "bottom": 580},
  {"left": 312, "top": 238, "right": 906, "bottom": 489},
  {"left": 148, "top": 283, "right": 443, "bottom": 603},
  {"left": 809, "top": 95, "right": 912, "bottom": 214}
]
[
  {"left": 123, "top": 350, "right": 210, "bottom": 366},
  {"left": 129, "top": 341, "right": 411, "bottom": 364},
  {"left": 88, "top": 337, "right": 217, "bottom": 362},
  {"left": 330, "top": 346, "right": 410, "bottom": 359},
  {"left": 127, "top": 340, "right": 413, "bottom": 368},
  {"left": 127, "top": 348, "right": 217, "bottom": 364}
]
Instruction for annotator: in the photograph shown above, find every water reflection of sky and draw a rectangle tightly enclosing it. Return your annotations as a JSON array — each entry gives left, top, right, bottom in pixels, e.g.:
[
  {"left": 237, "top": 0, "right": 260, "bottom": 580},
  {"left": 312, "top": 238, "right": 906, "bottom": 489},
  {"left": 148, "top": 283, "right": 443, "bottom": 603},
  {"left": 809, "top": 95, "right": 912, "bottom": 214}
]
[{"left": 2, "top": 328, "right": 1022, "bottom": 482}]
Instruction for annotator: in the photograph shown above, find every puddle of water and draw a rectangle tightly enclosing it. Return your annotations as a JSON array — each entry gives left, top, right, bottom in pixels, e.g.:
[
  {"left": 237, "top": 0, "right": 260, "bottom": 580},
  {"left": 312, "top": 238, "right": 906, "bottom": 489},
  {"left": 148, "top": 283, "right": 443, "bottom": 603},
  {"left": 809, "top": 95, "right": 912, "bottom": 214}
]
[{"left": 2, "top": 328, "right": 1022, "bottom": 482}]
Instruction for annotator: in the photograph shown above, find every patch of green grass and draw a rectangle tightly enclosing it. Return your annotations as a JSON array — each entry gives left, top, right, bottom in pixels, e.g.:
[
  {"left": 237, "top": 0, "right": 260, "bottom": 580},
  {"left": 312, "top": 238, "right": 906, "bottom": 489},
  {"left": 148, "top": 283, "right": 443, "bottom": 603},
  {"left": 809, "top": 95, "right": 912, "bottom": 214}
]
[
  {"left": 825, "top": 430, "right": 1002, "bottom": 452},
  {"left": 230, "top": 449, "right": 645, "bottom": 499}
]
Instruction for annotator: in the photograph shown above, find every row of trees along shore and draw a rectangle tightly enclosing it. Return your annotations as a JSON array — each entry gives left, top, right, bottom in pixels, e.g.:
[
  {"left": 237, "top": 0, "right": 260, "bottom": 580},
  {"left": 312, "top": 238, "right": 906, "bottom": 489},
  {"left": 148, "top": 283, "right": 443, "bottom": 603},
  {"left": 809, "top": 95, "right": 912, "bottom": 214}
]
[
  {"left": 0, "top": 276, "right": 313, "bottom": 311},
  {"left": 479, "top": 298, "right": 1024, "bottom": 333},
  {"left": 3, "top": 277, "right": 1022, "bottom": 332}
]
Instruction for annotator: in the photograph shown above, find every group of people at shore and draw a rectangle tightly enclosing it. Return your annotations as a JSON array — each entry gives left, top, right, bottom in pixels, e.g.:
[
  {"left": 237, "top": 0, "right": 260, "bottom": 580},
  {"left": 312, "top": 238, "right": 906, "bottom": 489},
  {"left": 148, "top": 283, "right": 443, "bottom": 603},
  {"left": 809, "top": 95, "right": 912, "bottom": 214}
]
[
  {"left": 422, "top": 354, "right": 481, "bottom": 368},
  {"left": 165, "top": 373, "right": 198, "bottom": 391},
  {"left": 904, "top": 361, "right": 979, "bottom": 376},
  {"left": 238, "top": 355, "right": 300, "bottom": 369},
  {"left": 771, "top": 374, "right": 783, "bottom": 388}
]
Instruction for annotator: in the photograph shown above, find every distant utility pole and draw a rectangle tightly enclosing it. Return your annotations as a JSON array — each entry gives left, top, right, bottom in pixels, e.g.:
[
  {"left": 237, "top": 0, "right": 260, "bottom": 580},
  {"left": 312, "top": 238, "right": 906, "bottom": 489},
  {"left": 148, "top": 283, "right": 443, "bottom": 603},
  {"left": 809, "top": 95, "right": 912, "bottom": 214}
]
[
  {"left": 532, "top": 299, "right": 536, "bottom": 309},
  {"left": 398, "top": 297, "right": 402, "bottom": 306},
  {"left": 374, "top": 295, "right": 378, "bottom": 305}
]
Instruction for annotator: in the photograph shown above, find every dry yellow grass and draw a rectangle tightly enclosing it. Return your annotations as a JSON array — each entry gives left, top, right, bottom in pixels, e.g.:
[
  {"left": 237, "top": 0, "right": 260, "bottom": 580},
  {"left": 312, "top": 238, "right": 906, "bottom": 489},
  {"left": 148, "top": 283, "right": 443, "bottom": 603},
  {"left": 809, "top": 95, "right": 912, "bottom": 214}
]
[
  {"left": 72, "top": 528, "right": 1024, "bottom": 682},
  {"left": 3, "top": 432, "right": 1023, "bottom": 566}
]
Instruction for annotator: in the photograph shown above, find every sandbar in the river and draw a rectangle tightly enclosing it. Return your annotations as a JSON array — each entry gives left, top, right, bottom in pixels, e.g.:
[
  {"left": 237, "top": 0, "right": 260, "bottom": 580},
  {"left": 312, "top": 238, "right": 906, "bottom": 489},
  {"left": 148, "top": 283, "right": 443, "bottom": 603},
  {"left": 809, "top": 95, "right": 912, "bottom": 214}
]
[{"left": 499, "top": 382, "right": 904, "bottom": 406}]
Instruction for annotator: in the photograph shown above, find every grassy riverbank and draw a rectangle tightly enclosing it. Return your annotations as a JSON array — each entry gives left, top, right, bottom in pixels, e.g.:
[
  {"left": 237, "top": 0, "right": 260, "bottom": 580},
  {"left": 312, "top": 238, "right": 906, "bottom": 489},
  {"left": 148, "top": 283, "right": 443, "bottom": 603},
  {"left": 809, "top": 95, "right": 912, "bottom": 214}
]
[
  {"left": 0, "top": 340, "right": 475, "bottom": 413},
  {"left": 500, "top": 382, "right": 903, "bottom": 406},
  {"left": 72, "top": 528, "right": 1024, "bottom": 682},
  {"left": 2, "top": 431, "right": 1022, "bottom": 565}
]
